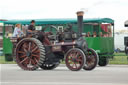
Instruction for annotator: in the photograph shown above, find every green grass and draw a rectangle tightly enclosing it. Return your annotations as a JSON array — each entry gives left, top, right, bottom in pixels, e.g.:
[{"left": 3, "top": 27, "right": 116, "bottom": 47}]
[
  {"left": 0, "top": 53, "right": 128, "bottom": 64},
  {"left": 109, "top": 54, "right": 128, "bottom": 65}
]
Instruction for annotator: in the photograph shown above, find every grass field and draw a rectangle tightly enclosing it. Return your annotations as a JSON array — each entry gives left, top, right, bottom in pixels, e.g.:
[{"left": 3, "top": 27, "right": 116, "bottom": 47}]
[{"left": 0, "top": 53, "right": 128, "bottom": 64}]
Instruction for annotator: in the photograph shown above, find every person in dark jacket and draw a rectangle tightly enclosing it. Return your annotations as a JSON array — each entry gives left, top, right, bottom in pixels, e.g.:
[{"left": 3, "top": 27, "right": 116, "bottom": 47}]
[{"left": 28, "top": 20, "right": 35, "bottom": 32}]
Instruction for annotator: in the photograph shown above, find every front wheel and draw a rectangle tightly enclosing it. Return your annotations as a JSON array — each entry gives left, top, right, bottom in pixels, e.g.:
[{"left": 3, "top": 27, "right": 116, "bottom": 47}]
[
  {"left": 83, "top": 48, "right": 98, "bottom": 71},
  {"left": 65, "top": 48, "right": 86, "bottom": 71}
]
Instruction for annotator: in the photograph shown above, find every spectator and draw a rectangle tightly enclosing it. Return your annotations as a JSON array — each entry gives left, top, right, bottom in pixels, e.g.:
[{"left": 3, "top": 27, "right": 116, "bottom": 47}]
[
  {"left": 99, "top": 32, "right": 103, "bottom": 37},
  {"left": 93, "top": 31, "right": 97, "bottom": 37},
  {"left": 86, "top": 32, "right": 90, "bottom": 37},
  {"left": 13, "top": 24, "right": 23, "bottom": 37}
]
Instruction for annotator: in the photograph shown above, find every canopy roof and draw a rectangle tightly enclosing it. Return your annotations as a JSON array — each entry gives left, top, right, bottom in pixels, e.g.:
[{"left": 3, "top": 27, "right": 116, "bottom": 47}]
[
  {"left": 3, "top": 18, "right": 114, "bottom": 25},
  {"left": 124, "top": 20, "right": 128, "bottom": 27}
]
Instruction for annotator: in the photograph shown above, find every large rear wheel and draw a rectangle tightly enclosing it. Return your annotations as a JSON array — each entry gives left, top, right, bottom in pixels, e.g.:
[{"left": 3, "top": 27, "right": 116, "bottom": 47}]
[
  {"left": 15, "top": 38, "right": 45, "bottom": 70},
  {"left": 83, "top": 48, "right": 98, "bottom": 70},
  {"left": 65, "top": 48, "right": 86, "bottom": 71}
]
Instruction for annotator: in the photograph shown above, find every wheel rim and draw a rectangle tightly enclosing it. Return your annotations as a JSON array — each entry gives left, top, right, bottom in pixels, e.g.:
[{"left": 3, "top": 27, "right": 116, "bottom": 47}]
[
  {"left": 16, "top": 40, "right": 40, "bottom": 70},
  {"left": 65, "top": 49, "right": 85, "bottom": 71}
]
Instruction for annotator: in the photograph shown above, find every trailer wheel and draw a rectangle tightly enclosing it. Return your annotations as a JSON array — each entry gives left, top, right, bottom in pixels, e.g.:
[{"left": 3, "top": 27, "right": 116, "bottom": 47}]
[
  {"left": 98, "top": 57, "right": 109, "bottom": 66},
  {"left": 83, "top": 48, "right": 98, "bottom": 70},
  {"left": 5, "top": 54, "right": 13, "bottom": 61},
  {"left": 40, "top": 63, "right": 60, "bottom": 70},
  {"left": 65, "top": 48, "right": 86, "bottom": 71},
  {"left": 15, "top": 38, "right": 45, "bottom": 70}
]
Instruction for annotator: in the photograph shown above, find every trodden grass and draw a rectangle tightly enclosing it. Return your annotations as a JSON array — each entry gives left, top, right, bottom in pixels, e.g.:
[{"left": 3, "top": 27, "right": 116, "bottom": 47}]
[{"left": 0, "top": 53, "right": 128, "bottom": 64}]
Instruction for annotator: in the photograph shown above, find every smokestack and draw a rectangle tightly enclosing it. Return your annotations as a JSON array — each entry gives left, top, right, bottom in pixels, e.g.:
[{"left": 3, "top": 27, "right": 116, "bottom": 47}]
[{"left": 76, "top": 11, "right": 84, "bottom": 36}]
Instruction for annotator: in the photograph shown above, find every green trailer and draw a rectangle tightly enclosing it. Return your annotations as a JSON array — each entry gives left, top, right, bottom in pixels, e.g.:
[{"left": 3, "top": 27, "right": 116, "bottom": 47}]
[{"left": 2, "top": 18, "right": 114, "bottom": 66}]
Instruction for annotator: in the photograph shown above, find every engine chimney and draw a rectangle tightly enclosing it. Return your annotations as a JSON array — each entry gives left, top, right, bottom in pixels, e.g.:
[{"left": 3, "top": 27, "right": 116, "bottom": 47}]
[{"left": 76, "top": 11, "right": 84, "bottom": 36}]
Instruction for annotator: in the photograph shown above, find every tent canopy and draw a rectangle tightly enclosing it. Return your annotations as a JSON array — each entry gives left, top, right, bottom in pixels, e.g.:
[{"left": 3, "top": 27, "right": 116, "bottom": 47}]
[{"left": 3, "top": 18, "right": 114, "bottom": 25}]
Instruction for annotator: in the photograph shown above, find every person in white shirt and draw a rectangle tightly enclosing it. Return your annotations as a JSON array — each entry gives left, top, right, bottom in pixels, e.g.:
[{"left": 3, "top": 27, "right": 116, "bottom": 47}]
[{"left": 13, "top": 24, "right": 23, "bottom": 37}]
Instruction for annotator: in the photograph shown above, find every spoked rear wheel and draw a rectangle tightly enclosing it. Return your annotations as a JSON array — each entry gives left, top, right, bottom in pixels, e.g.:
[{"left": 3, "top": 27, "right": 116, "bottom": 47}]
[
  {"left": 40, "top": 62, "right": 60, "bottom": 70},
  {"left": 65, "top": 48, "right": 86, "bottom": 71},
  {"left": 16, "top": 38, "right": 45, "bottom": 70},
  {"left": 83, "top": 48, "right": 98, "bottom": 71}
]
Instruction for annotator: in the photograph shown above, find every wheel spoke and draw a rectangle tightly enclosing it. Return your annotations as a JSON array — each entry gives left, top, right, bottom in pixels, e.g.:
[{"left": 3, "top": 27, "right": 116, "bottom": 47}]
[
  {"left": 32, "top": 46, "right": 38, "bottom": 52},
  {"left": 28, "top": 42, "right": 32, "bottom": 51},
  {"left": 32, "top": 54, "right": 39, "bottom": 57},
  {"left": 23, "top": 43, "right": 28, "bottom": 49},
  {"left": 77, "top": 59, "right": 82, "bottom": 62},
  {"left": 23, "top": 48, "right": 27, "bottom": 53},
  {"left": 29, "top": 58, "right": 31, "bottom": 65},
  {"left": 68, "top": 60, "right": 73, "bottom": 64},
  {"left": 32, "top": 50, "right": 40, "bottom": 54},
  {"left": 20, "top": 57, "right": 29, "bottom": 64},
  {"left": 20, "top": 55, "right": 26, "bottom": 58},
  {"left": 75, "top": 52, "right": 79, "bottom": 58},
  {"left": 74, "top": 63, "right": 77, "bottom": 68},
  {"left": 18, "top": 51, "right": 25, "bottom": 54},
  {"left": 72, "top": 63, "right": 75, "bottom": 68},
  {"left": 31, "top": 59, "right": 36, "bottom": 65},
  {"left": 34, "top": 57, "right": 39, "bottom": 64}
]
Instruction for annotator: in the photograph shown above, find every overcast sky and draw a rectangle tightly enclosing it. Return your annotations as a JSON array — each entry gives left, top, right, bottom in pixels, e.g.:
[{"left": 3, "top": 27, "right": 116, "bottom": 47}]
[{"left": 0, "top": 0, "right": 128, "bottom": 30}]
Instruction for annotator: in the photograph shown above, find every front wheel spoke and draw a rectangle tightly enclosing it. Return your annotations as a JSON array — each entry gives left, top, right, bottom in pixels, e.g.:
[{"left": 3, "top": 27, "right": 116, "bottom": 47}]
[
  {"left": 20, "top": 57, "right": 28, "bottom": 64},
  {"left": 77, "top": 59, "right": 82, "bottom": 62},
  {"left": 31, "top": 59, "right": 36, "bottom": 65},
  {"left": 74, "top": 63, "right": 77, "bottom": 68},
  {"left": 75, "top": 52, "right": 79, "bottom": 58},
  {"left": 68, "top": 60, "right": 73, "bottom": 64},
  {"left": 72, "top": 63, "right": 75, "bottom": 68}
]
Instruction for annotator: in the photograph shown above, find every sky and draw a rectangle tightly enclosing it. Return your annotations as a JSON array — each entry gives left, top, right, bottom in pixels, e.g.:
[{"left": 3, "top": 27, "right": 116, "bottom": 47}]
[{"left": 0, "top": 0, "right": 128, "bottom": 30}]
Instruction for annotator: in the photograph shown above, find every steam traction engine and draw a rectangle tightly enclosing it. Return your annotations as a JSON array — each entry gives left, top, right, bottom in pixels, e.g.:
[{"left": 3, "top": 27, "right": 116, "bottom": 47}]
[{"left": 14, "top": 11, "right": 98, "bottom": 71}]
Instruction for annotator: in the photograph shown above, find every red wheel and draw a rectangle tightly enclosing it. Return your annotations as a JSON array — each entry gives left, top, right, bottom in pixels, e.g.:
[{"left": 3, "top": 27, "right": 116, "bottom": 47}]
[
  {"left": 83, "top": 48, "right": 98, "bottom": 70},
  {"left": 65, "top": 48, "right": 85, "bottom": 71},
  {"left": 16, "top": 38, "right": 45, "bottom": 70}
]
